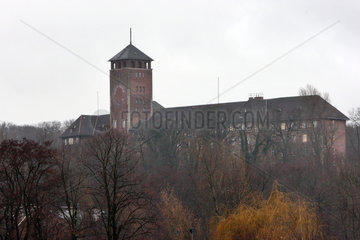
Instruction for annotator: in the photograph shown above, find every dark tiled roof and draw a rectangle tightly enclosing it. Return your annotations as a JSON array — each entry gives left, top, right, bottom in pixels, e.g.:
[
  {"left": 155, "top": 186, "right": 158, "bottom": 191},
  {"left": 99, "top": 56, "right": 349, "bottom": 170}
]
[
  {"left": 62, "top": 96, "right": 348, "bottom": 137},
  {"left": 152, "top": 100, "right": 165, "bottom": 111},
  {"left": 61, "top": 114, "right": 110, "bottom": 138},
  {"left": 109, "top": 44, "right": 153, "bottom": 62},
  {"left": 140, "top": 95, "right": 348, "bottom": 130},
  {"left": 61, "top": 101, "right": 162, "bottom": 138},
  {"left": 163, "top": 95, "right": 348, "bottom": 121}
]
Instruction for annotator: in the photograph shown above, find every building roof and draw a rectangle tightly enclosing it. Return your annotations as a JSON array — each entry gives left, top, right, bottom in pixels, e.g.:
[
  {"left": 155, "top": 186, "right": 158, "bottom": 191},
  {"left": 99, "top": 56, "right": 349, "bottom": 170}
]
[
  {"left": 61, "top": 101, "right": 162, "bottom": 138},
  {"left": 163, "top": 95, "right": 348, "bottom": 121},
  {"left": 142, "top": 95, "right": 349, "bottom": 130},
  {"left": 61, "top": 114, "right": 110, "bottom": 138},
  {"left": 109, "top": 44, "right": 153, "bottom": 62},
  {"left": 152, "top": 100, "right": 165, "bottom": 111},
  {"left": 61, "top": 96, "right": 348, "bottom": 137}
]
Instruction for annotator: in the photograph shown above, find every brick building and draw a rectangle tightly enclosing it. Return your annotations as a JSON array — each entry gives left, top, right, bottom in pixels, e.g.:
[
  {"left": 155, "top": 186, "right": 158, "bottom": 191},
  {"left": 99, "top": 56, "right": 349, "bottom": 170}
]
[{"left": 61, "top": 41, "right": 348, "bottom": 156}]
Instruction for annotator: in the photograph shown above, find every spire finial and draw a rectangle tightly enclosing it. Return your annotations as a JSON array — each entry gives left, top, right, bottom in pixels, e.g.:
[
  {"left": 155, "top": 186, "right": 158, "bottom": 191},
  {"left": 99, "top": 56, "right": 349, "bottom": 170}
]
[{"left": 130, "top": 28, "right": 132, "bottom": 45}]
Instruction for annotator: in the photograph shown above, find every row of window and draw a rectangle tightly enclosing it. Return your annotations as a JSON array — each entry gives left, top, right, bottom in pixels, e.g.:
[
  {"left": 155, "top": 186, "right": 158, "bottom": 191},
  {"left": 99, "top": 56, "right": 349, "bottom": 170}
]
[
  {"left": 112, "top": 120, "right": 126, "bottom": 129},
  {"left": 64, "top": 137, "right": 79, "bottom": 145},
  {"left": 115, "top": 61, "right": 149, "bottom": 69},
  {"left": 135, "top": 72, "right": 145, "bottom": 78},
  {"left": 136, "top": 86, "right": 145, "bottom": 93},
  {"left": 134, "top": 108, "right": 148, "bottom": 112},
  {"left": 135, "top": 98, "right": 146, "bottom": 105},
  {"left": 280, "top": 121, "right": 319, "bottom": 131},
  {"left": 242, "top": 134, "right": 308, "bottom": 145}
]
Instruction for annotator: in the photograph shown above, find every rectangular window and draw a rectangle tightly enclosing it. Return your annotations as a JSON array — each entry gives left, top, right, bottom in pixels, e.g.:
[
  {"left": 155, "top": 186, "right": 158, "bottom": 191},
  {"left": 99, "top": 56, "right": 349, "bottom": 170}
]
[
  {"left": 281, "top": 122, "right": 286, "bottom": 130},
  {"left": 313, "top": 121, "right": 318, "bottom": 128},
  {"left": 302, "top": 134, "right": 307, "bottom": 143},
  {"left": 68, "top": 138, "right": 74, "bottom": 145},
  {"left": 113, "top": 120, "right": 117, "bottom": 129}
]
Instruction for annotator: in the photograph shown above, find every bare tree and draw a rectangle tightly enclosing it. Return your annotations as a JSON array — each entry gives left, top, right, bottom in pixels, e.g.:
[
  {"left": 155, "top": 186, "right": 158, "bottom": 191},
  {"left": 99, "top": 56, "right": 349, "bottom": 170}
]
[
  {"left": 299, "top": 84, "right": 331, "bottom": 103},
  {"left": 348, "top": 108, "right": 360, "bottom": 160},
  {"left": 0, "top": 139, "right": 59, "bottom": 240},
  {"left": 86, "top": 130, "right": 155, "bottom": 240},
  {"left": 57, "top": 143, "right": 97, "bottom": 240}
]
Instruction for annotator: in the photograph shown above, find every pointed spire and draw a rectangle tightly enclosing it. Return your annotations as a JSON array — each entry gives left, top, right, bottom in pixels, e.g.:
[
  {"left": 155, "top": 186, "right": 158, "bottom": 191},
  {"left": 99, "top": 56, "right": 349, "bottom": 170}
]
[{"left": 130, "top": 28, "right": 132, "bottom": 45}]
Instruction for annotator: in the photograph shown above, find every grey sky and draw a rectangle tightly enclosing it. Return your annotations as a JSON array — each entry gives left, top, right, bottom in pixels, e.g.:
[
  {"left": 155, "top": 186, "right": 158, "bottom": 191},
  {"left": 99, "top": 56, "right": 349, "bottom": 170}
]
[{"left": 0, "top": 0, "right": 359, "bottom": 125}]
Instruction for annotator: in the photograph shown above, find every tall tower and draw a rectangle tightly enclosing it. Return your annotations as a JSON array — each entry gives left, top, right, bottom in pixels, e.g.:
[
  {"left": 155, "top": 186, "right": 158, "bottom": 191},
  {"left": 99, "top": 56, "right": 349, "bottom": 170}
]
[{"left": 109, "top": 35, "right": 153, "bottom": 130}]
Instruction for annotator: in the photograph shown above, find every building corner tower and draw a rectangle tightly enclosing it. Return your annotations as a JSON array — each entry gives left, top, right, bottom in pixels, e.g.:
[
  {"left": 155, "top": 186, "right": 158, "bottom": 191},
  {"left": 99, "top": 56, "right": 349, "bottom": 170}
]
[{"left": 109, "top": 37, "right": 153, "bottom": 130}]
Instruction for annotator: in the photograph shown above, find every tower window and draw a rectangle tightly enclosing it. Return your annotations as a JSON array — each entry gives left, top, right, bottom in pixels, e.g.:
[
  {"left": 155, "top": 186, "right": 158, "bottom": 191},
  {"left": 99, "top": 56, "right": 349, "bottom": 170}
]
[
  {"left": 142, "top": 87, "right": 145, "bottom": 93},
  {"left": 138, "top": 61, "right": 142, "bottom": 68},
  {"left": 142, "top": 73, "right": 145, "bottom": 78},
  {"left": 135, "top": 73, "right": 138, "bottom": 78},
  {"left": 136, "top": 86, "right": 138, "bottom": 92},
  {"left": 123, "top": 61, "right": 126, "bottom": 67},
  {"left": 131, "top": 61, "right": 135, "bottom": 68}
]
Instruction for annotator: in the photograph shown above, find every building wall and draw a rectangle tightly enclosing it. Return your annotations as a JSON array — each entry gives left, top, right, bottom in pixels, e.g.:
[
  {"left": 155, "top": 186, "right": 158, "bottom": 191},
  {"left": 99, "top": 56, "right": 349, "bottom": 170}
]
[{"left": 110, "top": 63, "right": 152, "bottom": 130}]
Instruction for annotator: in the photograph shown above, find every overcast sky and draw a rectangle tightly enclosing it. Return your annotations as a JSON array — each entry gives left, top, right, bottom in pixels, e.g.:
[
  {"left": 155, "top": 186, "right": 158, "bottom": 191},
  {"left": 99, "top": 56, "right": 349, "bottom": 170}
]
[{"left": 0, "top": 0, "right": 359, "bottom": 125}]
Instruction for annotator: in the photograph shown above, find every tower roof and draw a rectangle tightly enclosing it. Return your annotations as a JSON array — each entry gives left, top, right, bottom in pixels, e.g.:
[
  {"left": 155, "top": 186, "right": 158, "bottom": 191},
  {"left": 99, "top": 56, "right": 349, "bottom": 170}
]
[{"left": 109, "top": 44, "right": 153, "bottom": 62}]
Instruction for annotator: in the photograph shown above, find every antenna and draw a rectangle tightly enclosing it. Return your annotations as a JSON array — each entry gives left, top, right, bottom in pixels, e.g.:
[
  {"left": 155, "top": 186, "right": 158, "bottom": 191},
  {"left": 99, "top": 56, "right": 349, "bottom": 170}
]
[
  {"left": 217, "top": 77, "right": 220, "bottom": 104},
  {"left": 130, "top": 28, "right": 132, "bottom": 45},
  {"left": 97, "top": 91, "right": 99, "bottom": 116}
]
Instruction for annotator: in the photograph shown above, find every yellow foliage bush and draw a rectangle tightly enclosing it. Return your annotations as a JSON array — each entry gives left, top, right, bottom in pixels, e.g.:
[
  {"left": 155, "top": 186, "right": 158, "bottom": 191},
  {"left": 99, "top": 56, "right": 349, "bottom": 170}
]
[{"left": 212, "top": 183, "right": 323, "bottom": 240}]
